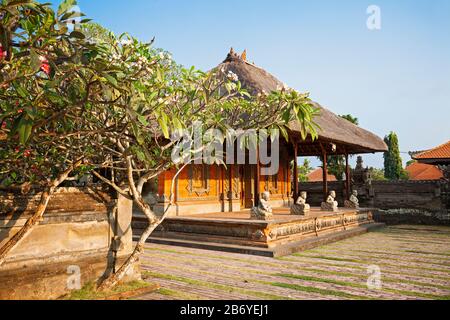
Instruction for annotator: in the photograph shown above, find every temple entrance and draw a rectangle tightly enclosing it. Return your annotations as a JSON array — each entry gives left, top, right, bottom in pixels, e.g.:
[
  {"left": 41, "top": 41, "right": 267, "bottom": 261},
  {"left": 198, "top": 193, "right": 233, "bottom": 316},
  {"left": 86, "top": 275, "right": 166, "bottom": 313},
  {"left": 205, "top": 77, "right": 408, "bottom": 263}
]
[{"left": 239, "top": 165, "right": 254, "bottom": 209}]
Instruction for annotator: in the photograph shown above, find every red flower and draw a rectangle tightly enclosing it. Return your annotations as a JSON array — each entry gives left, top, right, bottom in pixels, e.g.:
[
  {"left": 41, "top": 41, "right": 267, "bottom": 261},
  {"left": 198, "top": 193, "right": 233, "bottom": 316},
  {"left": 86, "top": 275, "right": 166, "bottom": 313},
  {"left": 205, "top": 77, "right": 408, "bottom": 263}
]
[
  {"left": 39, "top": 56, "right": 51, "bottom": 75},
  {"left": 15, "top": 147, "right": 20, "bottom": 153},
  {"left": 0, "top": 44, "right": 7, "bottom": 60},
  {"left": 17, "top": 109, "right": 24, "bottom": 114},
  {"left": 1, "top": 122, "right": 6, "bottom": 129},
  {"left": 24, "top": 149, "right": 32, "bottom": 158},
  {"left": 41, "top": 62, "right": 51, "bottom": 75}
]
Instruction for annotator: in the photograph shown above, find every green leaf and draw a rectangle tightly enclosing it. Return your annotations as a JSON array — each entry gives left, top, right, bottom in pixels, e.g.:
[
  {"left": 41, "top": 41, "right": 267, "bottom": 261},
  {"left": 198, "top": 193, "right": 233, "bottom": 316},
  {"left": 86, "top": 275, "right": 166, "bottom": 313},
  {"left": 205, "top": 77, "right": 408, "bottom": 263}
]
[
  {"left": 15, "top": 84, "right": 29, "bottom": 99},
  {"left": 103, "top": 74, "right": 118, "bottom": 87},
  {"left": 60, "top": 10, "right": 84, "bottom": 21},
  {"left": 18, "top": 117, "right": 33, "bottom": 145},
  {"left": 137, "top": 115, "right": 149, "bottom": 126},
  {"left": 69, "top": 30, "right": 85, "bottom": 39},
  {"left": 58, "top": 0, "right": 77, "bottom": 17},
  {"left": 30, "top": 49, "right": 41, "bottom": 72},
  {"left": 135, "top": 149, "right": 146, "bottom": 162},
  {"left": 131, "top": 123, "right": 145, "bottom": 145},
  {"left": 278, "top": 125, "right": 289, "bottom": 142},
  {"left": 158, "top": 112, "right": 170, "bottom": 139}
]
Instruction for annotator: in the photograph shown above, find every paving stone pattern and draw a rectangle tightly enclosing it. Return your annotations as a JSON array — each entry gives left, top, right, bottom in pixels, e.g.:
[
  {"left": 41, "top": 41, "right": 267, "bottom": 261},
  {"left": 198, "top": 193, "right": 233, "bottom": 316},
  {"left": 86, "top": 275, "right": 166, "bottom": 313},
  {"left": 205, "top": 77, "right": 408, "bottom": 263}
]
[{"left": 137, "top": 225, "right": 450, "bottom": 300}]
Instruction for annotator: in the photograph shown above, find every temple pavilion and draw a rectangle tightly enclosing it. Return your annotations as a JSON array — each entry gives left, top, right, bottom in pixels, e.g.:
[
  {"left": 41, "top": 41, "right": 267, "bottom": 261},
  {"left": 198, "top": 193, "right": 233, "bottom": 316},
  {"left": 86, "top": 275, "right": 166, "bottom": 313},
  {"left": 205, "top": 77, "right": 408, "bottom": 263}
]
[
  {"left": 154, "top": 49, "right": 387, "bottom": 217},
  {"left": 136, "top": 49, "right": 388, "bottom": 256}
]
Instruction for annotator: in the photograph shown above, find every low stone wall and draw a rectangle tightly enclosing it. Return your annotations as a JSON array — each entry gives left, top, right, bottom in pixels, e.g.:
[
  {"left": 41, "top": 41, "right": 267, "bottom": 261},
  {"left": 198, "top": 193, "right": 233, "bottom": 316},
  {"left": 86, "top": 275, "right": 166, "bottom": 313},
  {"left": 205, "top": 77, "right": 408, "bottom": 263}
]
[
  {"left": 372, "top": 209, "right": 448, "bottom": 226},
  {"left": 0, "top": 187, "right": 139, "bottom": 300},
  {"left": 299, "top": 180, "right": 449, "bottom": 225}
]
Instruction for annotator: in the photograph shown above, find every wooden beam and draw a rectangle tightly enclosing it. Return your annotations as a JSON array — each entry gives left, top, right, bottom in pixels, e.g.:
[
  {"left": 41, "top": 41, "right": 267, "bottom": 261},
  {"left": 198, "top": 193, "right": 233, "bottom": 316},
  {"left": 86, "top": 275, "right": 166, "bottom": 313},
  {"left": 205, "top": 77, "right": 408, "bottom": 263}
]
[{"left": 293, "top": 141, "right": 299, "bottom": 201}]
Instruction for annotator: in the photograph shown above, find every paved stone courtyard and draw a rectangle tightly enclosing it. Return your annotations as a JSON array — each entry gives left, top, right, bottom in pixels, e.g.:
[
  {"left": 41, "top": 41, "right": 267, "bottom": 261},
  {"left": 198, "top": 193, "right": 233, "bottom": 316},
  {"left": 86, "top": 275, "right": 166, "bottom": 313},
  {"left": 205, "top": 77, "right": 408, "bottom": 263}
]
[{"left": 138, "top": 225, "right": 450, "bottom": 300}]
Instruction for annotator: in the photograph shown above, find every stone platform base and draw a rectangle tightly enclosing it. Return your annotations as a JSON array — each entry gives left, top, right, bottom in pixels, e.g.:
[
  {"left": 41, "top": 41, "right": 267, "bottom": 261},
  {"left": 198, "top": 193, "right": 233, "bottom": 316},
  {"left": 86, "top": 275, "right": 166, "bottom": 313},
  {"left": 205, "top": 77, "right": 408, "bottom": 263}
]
[{"left": 133, "top": 208, "right": 384, "bottom": 257}]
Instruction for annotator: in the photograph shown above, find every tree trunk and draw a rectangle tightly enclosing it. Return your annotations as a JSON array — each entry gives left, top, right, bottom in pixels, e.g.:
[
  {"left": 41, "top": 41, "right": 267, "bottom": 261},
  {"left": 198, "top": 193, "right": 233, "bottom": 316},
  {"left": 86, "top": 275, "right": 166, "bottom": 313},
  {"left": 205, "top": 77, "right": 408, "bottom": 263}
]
[
  {"left": 96, "top": 207, "right": 164, "bottom": 291},
  {"left": 97, "top": 159, "right": 186, "bottom": 291},
  {"left": 0, "top": 159, "right": 83, "bottom": 268}
]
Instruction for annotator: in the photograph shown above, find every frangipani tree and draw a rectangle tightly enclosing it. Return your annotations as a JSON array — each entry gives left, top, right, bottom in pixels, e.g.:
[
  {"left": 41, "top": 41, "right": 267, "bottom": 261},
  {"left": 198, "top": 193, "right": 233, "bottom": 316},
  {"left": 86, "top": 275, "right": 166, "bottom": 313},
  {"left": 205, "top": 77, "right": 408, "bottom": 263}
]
[{"left": 0, "top": 0, "right": 319, "bottom": 290}]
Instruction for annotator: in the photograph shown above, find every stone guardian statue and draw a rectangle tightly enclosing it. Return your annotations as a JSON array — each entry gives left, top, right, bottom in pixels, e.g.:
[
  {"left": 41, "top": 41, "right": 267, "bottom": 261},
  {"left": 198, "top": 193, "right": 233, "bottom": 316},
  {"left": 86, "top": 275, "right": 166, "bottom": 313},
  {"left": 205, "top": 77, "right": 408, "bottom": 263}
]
[
  {"left": 291, "top": 191, "right": 311, "bottom": 215},
  {"left": 345, "top": 190, "right": 360, "bottom": 209},
  {"left": 321, "top": 190, "right": 339, "bottom": 212},
  {"left": 251, "top": 191, "right": 274, "bottom": 221}
]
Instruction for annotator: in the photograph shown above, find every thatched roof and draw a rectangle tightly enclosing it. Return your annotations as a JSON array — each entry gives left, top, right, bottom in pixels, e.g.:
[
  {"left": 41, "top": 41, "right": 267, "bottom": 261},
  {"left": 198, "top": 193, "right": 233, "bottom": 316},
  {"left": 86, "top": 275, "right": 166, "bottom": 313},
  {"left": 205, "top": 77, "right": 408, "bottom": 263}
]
[{"left": 216, "top": 49, "right": 388, "bottom": 155}]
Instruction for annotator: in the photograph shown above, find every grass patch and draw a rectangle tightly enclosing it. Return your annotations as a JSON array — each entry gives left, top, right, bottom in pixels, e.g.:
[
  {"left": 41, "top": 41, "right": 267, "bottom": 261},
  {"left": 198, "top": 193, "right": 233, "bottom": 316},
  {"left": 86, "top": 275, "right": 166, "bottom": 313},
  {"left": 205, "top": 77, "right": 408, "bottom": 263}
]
[
  {"left": 298, "top": 249, "right": 450, "bottom": 268},
  {"left": 290, "top": 254, "right": 448, "bottom": 274},
  {"left": 405, "top": 250, "right": 450, "bottom": 257},
  {"left": 277, "top": 273, "right": 366, "bottom": 289},
  {"left": 292, "top": 254, "right": 362, "bottom": 263},
  {"left": 299, "top": 268, "right": 450, "bottom": 291},
  {"left": 276, "top": 273, "right": 450, "bottom": 299},
  {"left": 278, "top": 256, "right": 367, "bottom": 270},
  {"left": 145, "top": 253, "right": 269, "bottom": 276},
  {"left": 281, "top": 255, "right": 450, "bottom": 282},
  {"left": 143, "top": 271, "right": 291, "bottom": 300},
  {"left": 65, "top": 280, "right": 151, "bottom": 300},
  {"left": 148, "top": 257, "right": 450, "bottom": 298},
  {"left": 157, "top": 288, "right": 204, "bottom": 300},
  {"left": 265, "top": 281, "right": 371, "bottom": 300},
  {"left": 145, "top": 249, "right": 284, "bottom": 269},
  {"left": 382, "top": 288, "right": 450, "bottom": 300}
]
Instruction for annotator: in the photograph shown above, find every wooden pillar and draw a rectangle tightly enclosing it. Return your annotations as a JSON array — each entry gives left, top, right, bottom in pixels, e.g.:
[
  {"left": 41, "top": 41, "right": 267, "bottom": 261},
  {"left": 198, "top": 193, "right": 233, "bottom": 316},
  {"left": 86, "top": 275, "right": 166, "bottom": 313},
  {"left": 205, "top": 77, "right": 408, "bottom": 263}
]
[
  {"left": 293, "top": 142, "right": 299, "bottom": 201},
  {"left": 321, "top": 144, "right": 328, "bottom": 202},
  {"left": 229, "top": 164, "right": 234, "bottom": 211},
  {"left": 254, "top": 147, "right": 261, "bottom": 207},
  {"left": 345, "top": 153, "right": 351, "bottom": 200},
  {"left": 221, "top": 165, "right": 225, "bottom": 211}
]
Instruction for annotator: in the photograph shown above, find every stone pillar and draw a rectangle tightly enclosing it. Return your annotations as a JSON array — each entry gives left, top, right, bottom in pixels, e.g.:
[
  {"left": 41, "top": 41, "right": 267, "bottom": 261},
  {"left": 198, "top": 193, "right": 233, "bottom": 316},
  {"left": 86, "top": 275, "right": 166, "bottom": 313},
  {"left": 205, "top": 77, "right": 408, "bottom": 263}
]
[
  {"left": 114, "top": 193, "right": 134, "bottom": 254},
  {"left": 114, "top": 193, "right": 141, "bottom": 280}
]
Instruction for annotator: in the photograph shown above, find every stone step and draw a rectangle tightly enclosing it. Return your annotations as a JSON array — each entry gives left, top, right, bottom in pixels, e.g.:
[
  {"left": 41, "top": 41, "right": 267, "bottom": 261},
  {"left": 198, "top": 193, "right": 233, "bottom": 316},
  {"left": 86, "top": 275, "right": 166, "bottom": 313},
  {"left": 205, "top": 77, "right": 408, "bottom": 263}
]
[{"left": 135, "top": 223, "right": 385, "bottom": 258}]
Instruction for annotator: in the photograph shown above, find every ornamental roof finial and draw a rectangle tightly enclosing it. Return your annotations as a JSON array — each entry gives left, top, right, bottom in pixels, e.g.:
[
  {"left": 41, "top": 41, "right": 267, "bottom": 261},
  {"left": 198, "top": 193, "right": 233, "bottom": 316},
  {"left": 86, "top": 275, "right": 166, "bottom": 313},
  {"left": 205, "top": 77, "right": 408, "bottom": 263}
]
[{"left": 241, "top": 49, "right": 247, "bottom": 61}]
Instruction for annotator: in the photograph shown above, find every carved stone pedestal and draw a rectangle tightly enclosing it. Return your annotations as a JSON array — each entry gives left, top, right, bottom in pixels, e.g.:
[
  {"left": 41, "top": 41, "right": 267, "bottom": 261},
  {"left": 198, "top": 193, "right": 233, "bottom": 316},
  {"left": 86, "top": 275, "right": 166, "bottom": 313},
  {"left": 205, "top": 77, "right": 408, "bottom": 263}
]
[
  {"left": 344, "top": 200, "right": 359, "bottom": 209},
  {"left": 291, "top": 204, "right": 310, "bottom": 216},
  {"left": 250, "top": 207, "right": 273, "bottom": 221},
  {"left": 321, "top": 202, "right": 339, "bottom": 212}
]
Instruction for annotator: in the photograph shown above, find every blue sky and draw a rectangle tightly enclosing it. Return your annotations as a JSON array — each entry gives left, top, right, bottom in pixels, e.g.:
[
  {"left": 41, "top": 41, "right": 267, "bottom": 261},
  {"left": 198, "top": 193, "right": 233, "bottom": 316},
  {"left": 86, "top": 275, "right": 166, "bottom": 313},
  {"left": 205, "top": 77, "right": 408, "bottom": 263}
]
[{"left": 73, "top": 0, "right": 449, "bottom": 168}]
